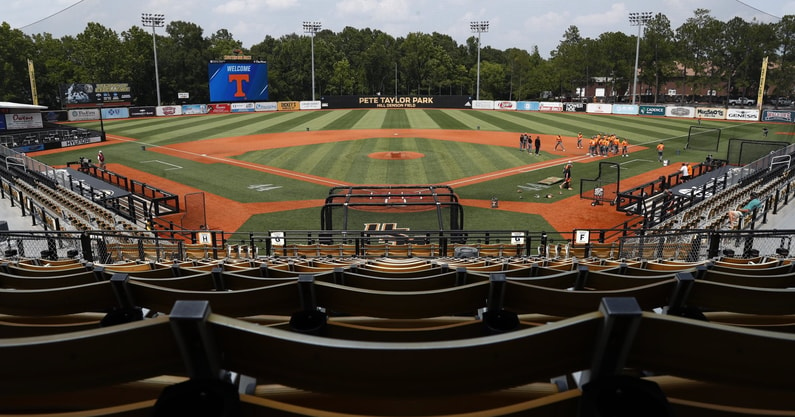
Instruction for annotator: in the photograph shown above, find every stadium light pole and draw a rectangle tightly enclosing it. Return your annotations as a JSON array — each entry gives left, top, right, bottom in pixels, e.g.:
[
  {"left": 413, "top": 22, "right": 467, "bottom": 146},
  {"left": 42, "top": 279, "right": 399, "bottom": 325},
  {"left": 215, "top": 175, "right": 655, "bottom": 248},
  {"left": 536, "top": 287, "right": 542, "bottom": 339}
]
[
  {"left": 629, "top": 11, "right": 652, "bottom": 105},
  {"left": 470, "top": 21, "right": 489, "bottom": 101},
  {"left": 141, "top": 13, "right": 165, "bottom": 107},
  {"left": 303, "top": 21, "right": 322, "bottom": 101}
]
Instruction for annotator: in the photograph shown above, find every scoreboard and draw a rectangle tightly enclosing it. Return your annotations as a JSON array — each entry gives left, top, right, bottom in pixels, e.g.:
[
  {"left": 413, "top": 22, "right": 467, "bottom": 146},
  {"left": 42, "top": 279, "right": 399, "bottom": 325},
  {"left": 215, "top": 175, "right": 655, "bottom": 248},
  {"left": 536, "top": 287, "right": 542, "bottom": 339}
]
[{"left": 208, "top": 60, "right": 269, "bottom": 102}]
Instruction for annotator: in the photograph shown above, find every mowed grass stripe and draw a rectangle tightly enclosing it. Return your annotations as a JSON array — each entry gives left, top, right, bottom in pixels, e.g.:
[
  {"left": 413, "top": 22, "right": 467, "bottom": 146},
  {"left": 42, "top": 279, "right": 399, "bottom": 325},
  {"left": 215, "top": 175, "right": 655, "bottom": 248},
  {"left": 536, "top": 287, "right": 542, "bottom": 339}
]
[
  {"left": 251, "top": 110, "right": 331, "bottom": 133},
  {"left": 424, "top": 109, "right": 471, "bottom": 130},
  {"left": 466, "top": 110, "right": 534, "bottom": 133},
  {"left": 107, "top": 114, "right": 244, "bottom": 142},
  {"left": 404, "top": 109, "right": 442, "bottom": 129},
  {"left": 320, "top": 109, "right": 367, "bottom": 130},
  {"left": 352, "top": 109, "right": 388, "bottom": 129},
  {"left": 296, "top": 109, "right": 355, "bottom": 131},
  {"left": 381, "top": 109, "right": 411, "bottom": 129},
  {"left": 435, "top": 110, "right": 502, "bottom": 131}
]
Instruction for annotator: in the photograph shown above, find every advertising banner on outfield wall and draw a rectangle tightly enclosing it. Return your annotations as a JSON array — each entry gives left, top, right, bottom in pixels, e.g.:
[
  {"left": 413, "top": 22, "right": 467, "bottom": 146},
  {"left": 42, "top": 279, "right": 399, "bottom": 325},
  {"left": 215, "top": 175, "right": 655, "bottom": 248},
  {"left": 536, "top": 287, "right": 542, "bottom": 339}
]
[
  {"left": 517, "top": 101, "right": 540, "bottom": 111},
  {"left": 60, "top": 135, "right": 102, "bottom": 148},
  {"left": 68, "top": 108, "right": 100, "bottom": 121},
  {"left": 207, "top": 103, "right": 230, "bottom": 114},
  {"left": 612, "top": 104, "right": 638, "bottom": 115},
  {"left": 300, "top": 101, "right": 322, "bottom": 110},
  {"left": 42, "top": 110, "right": 69, "bottom": 122},
  {"left": 762, "top": 109, "right": 795, "bottom": 123},
  {"left": 4, "top": 112, "right": 43, "bottom": 129},
  {"left": 182, "top": 104, "right": 206, "bottom": 115},
  {"left": 129, "top": 107, "right": 156, "bottom": 118},
  {"left": 471, "top": 100, "right": 494, "bottom": 110},
  {"left": 231, "top": 103, "right": 256, "bottom": 112},
  {"left": 726, "top": 109, "right": 759, "bottom": 121},
  {"left": 255, "top": 102, "right": 278, "bottom": 112},
  {"left": 278, "top": 101, "right": 300, "bottom": 111},
  {"left": 157, "top": 106, "right": 184, "bottom": 116},
  {"left": 665, "top": 106, "right": 696, "bottom": 118},
  {"left": 564, "top": 102, "right": 586, "bottom": 112},
  {"left": 100, "top": 107, "right": 129, "bottom": 120},
  {"left": 494, "top": 101, "right": 517, "bottom": 110},
  {"left": 639, "top": 105, "right": 666, "bottom": 116},
  {"left": 320, "top": 95, "right": 471, "bottom": 109},
  {"left": 586, "top": 103, "right": 612, "bottom": 114},
  {"left": 539, "top": 102, "right": 563, "bottom": 112},
  {"left": 695, "top": 107, "right": 726, "bottom": 120}
]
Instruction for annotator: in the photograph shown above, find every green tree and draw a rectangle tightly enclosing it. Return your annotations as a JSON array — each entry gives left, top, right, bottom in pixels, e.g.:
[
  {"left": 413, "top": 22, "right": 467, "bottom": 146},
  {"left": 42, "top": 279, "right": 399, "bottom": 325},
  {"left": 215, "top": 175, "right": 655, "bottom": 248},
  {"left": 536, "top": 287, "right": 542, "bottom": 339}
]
[
  {"left": 771, "top": 15, "right": 795, "bottom": 99},
  {"left": 158, "top": 21, "right": 211, "bottom": 104},
  {"left": 641, "top": 13, "right": 677, "bottom": 102},
  {"left": 0, "top": 23, "right": 36, "bottom": 103}
]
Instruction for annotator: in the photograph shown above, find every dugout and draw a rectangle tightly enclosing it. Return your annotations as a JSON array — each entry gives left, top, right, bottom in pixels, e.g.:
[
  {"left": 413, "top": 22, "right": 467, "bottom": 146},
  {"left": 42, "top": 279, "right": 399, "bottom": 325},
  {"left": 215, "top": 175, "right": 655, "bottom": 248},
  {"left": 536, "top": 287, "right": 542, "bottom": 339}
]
[{"left": 320, "top": 185, "right": 464, "bottom": 232}]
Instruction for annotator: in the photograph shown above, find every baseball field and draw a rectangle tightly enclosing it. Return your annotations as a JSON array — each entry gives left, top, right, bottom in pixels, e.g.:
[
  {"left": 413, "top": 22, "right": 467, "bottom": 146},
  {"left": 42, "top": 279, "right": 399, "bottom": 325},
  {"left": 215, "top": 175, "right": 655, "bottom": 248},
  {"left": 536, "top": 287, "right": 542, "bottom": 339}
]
[{"left": 31, "top": 109, "right": 790, "bottom": 240}]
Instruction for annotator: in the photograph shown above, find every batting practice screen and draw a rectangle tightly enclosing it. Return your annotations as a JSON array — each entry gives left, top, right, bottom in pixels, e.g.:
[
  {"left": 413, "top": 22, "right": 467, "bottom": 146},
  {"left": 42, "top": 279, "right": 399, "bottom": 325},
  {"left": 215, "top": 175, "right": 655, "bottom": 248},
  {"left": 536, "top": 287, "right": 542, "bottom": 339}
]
[
  {"left": 321, "top": 185, "right": 464, "bottom": 232},
  {"left": 208, "top": 61, "right": 269, "bottom": 102},
  {"left": 686, "top": 126, "right": 721, "bottom": 151}
]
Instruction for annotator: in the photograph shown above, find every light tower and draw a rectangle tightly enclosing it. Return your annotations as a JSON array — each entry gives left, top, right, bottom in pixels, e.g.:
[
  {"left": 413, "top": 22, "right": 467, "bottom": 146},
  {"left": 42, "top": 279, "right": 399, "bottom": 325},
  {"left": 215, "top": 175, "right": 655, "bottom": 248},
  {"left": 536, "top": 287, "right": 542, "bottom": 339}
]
[
  {"left": 141, "top": 13, "right": 165, "bottom": 106},
  {"left": 470, "top": 21, "right": 489, "bottom": 101},
  {"left": 303, "top": 21, "right": 322, "bottom": 101},
  {"left": 629, "top": 12, "right": 652, "bottom": 105}
]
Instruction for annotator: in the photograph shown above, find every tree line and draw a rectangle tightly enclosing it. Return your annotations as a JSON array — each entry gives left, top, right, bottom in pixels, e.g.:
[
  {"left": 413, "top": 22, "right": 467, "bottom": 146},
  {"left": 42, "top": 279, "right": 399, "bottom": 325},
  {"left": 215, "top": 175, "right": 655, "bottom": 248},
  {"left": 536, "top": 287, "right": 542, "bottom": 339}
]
[{"left": 1, "top": 8, "right": 793, "bottom": 108}]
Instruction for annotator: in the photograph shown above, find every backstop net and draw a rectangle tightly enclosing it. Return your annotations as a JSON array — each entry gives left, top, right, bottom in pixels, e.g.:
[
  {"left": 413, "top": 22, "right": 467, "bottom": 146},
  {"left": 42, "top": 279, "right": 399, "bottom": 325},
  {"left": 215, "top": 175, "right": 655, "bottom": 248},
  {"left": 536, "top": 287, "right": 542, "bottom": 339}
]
[
  {"left": 321, "top": 185, "right": 464, "bottom": 232},
  {"left": 726, "top": 139, "right": 789, "bottom": 166},
  {"left": 686, "top": 126, "right": 721, "bottom": 151},
  {"left": 579, "top": 162, "right": 620, "bottom": 206}
]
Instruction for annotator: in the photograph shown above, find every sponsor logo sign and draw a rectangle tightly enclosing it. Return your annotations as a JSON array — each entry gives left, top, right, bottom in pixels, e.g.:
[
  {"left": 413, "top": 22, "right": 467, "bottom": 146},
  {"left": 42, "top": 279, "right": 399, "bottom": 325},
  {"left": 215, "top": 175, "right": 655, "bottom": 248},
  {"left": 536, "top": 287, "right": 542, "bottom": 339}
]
[
  {"left": 231, "top": 102, "right": 256, "bottom": 112},
  {"left": 255, "top": 102, "right": 278, "bottom": 112},
  {"left": 68, "top": 109, "right": 100, "bottom": 121},
  {"left": 471, "top": 100, "right": 494, "bottom": 110},
  {"left": 695, "top": 107, "right": 726, "bottom": 120},
  {"left": 564, "top": 102, "right": 586, "bottom": 112},
  {"left": 62, "top": 136, "right": 102, "bottom": 147},
  {"left": 495, "top": 101, "right": 517, "bottom": 110},
  {"left": 726, "top": 109, "right": 759, "bottom": 121},
  {"left": 300, "top": 101, "right": 322, "bottom": 110},
  {"left": 665, "top": 106, "right": 695, "bottom": 118},
  {"left": 5, "top": 112, "right": 43, "bottom": 129},
  {"left": 129, "top": 107, "right": 156, "bottom": 117},
  {"left": 206, "top": 104, "right": 230, "bottom": 114},
  {"left": 100, "top": 107, "right": 129, "bottom": 120},
  {"left": 539, "top": 102, "right": 563, "bottom": 112},
  {"left": 762, "top": 110, "right": 794, "bottom": 123},
  {"left": 517, "top": 101, "right": 540, "bottom": 111},
  {"left": 181, "top": 104, "right": 206, "bottom": 115},
  {"left": 639, "top": 105, "right": 666, "bottom": 116},
  {"left": 156, "top": 106, "right": 184, "bottom": 116},
  {"left": 586, "top": 103, "right": 612, "bottom": 114},
  {"left": 278, "top": 101, "right": 300, "bottom": 111},
  {"left": 612, "top": 104, "right": 638, "bottom": 115}
]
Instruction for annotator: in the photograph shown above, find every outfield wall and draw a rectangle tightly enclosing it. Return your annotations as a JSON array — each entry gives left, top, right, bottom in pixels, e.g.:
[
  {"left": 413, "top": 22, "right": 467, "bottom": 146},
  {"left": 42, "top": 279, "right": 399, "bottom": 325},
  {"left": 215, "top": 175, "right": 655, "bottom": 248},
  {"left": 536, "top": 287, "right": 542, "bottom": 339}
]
[{"left": 56, "top": 97, "right": 794, "bottom": 125}]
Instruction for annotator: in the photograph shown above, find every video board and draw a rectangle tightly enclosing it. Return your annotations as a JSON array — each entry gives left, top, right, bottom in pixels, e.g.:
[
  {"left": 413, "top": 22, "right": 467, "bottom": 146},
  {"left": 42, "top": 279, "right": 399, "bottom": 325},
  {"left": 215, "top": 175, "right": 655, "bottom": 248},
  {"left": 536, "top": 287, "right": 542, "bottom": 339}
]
[{"left": 208, "top": 61, "right": 269, "bottom": 102}]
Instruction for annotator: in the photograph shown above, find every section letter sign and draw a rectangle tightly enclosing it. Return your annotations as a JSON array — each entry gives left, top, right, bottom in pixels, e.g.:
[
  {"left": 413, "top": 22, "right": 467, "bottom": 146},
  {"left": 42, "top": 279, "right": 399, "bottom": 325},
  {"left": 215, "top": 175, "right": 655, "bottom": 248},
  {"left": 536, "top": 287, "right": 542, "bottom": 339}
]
[{"left": 208, "top": 60, "right": 269, "bottom": 102}]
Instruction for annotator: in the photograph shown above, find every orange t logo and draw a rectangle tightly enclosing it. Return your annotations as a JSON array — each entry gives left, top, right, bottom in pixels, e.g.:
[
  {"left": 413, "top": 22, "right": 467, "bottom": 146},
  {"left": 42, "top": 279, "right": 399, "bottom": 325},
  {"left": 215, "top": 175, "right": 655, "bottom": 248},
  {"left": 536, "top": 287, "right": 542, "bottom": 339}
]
[{"left": 228, "top": 74, "right": 250, "bottom": 97}]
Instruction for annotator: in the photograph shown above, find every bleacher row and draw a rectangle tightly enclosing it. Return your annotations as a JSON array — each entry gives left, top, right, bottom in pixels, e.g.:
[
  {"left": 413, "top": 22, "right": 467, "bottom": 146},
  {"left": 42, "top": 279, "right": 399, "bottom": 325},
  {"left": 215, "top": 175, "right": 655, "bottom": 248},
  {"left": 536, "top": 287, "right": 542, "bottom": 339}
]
[
  {"left": 657, "top": 166, "right": 793, "bottom": 231},
  {"left": 2, "top": 253, "right": 795, "bottom": 416},
  {"left": 2, "top": 177, "right": 142, "bottom": 236}
]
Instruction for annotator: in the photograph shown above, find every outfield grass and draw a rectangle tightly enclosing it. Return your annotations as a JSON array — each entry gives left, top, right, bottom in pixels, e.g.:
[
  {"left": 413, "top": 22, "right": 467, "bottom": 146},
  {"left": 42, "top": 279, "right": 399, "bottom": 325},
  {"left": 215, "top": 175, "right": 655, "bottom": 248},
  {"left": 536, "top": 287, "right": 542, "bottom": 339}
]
[{"left": 38, "top": 109, "right": 793, "bottom": 234}]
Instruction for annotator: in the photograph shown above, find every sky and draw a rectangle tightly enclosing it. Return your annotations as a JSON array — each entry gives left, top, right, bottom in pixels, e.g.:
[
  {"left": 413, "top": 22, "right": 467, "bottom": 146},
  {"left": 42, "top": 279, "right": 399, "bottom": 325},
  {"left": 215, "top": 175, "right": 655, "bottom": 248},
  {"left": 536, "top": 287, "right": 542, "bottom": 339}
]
[{"left": 4, "top": 0, "right": 794, "bottom": 58}]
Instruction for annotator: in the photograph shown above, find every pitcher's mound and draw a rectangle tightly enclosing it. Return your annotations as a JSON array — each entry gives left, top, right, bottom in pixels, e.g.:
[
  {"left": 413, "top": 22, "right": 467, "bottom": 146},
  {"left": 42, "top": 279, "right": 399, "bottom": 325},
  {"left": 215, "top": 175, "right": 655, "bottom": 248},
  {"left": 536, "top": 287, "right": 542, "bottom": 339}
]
[{"left": 369, "top": 151, "right": 425, "bottom": 160}]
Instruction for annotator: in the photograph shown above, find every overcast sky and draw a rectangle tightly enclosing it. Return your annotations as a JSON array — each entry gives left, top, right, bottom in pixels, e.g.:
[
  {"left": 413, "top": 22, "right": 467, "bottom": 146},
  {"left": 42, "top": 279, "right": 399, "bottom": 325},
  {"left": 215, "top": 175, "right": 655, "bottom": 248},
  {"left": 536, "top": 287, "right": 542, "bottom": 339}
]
[{"left": 4, "top": 0, "right": 794, "bottom": 58}]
